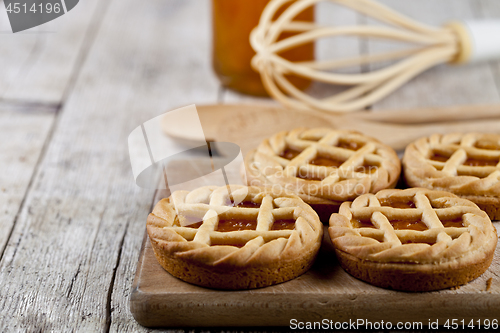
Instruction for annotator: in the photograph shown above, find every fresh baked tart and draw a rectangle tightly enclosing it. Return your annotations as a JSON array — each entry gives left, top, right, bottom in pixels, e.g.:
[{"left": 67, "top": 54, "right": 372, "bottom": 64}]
[
  {"left": 242, "top": 128, "right": 401, "bottom": 222},
  {"left": 329, "top": 188, "right": 497, "bottom": 291},
  {"left": 403, "top": 133, "right": 500, "bottom": 220},
  {"left": 147, "top": 185, "right": 323, "bottom": 290}
]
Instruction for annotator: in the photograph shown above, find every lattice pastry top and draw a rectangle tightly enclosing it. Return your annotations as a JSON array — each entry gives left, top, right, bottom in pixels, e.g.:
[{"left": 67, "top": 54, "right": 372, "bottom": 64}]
[
  {"left": 328, "top": 188, "right": 497, "bottom": 291},
  {"left": 403, "top": 133, "right": 500, "bottom": 197},
  {"left": 147, "top": 185, "right": 323, "bottom": 289},
  {"left": 243, "top": 128, "right": 401, "bottom": 204},
  {"left": 329, "top": 188, "right": 497, "bottom": 264}
]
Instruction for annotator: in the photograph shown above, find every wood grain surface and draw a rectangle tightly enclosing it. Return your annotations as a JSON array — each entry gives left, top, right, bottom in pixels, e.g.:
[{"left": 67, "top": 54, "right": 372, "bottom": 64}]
[
  {"left": 0, "top": 0, "right": 106, "bottom": 104},
  {"left": 1, "top": 0, "right": 500, "bottom": 331},
  {"left": 0, "top": 102, "right": 56, "bottom": 262}
]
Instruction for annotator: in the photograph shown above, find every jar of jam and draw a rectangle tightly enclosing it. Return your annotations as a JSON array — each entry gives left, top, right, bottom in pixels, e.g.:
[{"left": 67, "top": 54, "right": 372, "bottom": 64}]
[{"left": 212, "top": 0, "right": 314, "bottom": 96}]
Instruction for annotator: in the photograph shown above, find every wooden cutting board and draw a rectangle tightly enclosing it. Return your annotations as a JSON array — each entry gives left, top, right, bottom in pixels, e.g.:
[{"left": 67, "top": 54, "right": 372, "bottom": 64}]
[
  {"left": 131, "top": 104, "right": 500, "bottom": 327},
  {"left": 130, "top": 176, "right": 499, "bottom": 327}
]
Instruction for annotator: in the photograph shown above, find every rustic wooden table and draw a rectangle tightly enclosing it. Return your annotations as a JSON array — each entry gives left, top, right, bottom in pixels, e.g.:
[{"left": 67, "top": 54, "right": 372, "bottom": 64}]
[{"left": 1, "top": 0, "right": 500, "bottom": 331}]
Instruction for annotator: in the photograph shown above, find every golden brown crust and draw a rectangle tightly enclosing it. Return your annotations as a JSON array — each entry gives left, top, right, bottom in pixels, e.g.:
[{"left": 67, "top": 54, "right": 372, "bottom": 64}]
[
  {"left": 334, "top": 246, "right": 495, "bottom": 292},
  {"left": 147, "top": 185, "right": 323, "bottom": 290},
  {"left": 403, "top": 133, "right": 500, "bottom": 220},
  {"left": 328, "top": 188, "right": 498, "bottom": 291},
  {"left": 242, "top": 128, "right": 400, "bottom": 221},
  {"left": 459, "top": 194, "right": 500, "bottom": 220},
  {"left": 150, "top": 237, "right": 315, "bottom": 289}
]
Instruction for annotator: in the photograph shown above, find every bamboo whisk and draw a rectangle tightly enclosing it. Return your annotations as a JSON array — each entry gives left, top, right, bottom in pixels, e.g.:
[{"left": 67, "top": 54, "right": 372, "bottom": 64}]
[{"left": 250, "top": 0, "right": 500, "bottom": 113}]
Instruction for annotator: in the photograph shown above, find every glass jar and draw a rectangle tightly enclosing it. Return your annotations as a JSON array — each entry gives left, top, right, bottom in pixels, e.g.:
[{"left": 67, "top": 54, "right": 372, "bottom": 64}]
[{"left": 212, "top": 0, "right": 314, "bottom": 96}]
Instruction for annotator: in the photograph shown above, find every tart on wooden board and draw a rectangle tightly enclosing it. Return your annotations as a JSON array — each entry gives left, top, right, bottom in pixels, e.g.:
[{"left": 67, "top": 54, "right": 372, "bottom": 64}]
[
  {"left": 404, "top": 133, "right": 500, "bottom": 220},
  {"left": 328, "top": 188, "right": 497, "bottom": 291},
  {"left": 242, "top": 128, "right": 401, "bottom": 222},
  {"left": 147, "top": 185, "right": 323, "bottom": 290}
]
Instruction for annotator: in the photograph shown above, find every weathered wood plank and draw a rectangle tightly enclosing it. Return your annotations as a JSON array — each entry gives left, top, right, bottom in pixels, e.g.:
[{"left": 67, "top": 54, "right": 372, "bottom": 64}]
[
  {"left": 476, "top": 0, "right": 500, "bottom": 99},
  {"left": 0, "top": 102, "right": 56, "bottom": 262},
  {"left": 370, "top": 0, "right": 500, "bottom": 111},
  {"left": 0, "top": 0, "right": 102, "bottom": 104},
  {"left": 110, "top": 2, "right": 219, "bottom": 332},
  {"left": 0, "top": 0, "right": 219, "bottom": 331}
]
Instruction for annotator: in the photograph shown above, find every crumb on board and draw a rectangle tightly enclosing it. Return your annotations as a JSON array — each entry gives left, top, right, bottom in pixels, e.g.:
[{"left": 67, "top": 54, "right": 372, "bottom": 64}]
[
  {"left": 486, "top": 278, "right": 493, "bottom": 292},
  {"left": 450, "top": 285, "right": 461, "bottom": 290}
]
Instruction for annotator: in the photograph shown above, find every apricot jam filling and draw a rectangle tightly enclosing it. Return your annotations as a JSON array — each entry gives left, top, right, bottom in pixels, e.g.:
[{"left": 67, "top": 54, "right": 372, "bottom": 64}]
[
  {"left": 430, "top": 152, "right": 450, "bottom": 162},
  {"left": 236, "top": 201, "right": 261, "bottom": 208},
  {"left": 379, "top": 198, "right": 416, "bottom": 209},
  {"left": 280, "top": 148, "right": 302, "bottom": 160},
  {"left": 354, "top": 163, "right": 378, "bottom": 174},
  {"left": 186, "top": 221, "right": 203, "bottom": 229},
  {"left": 389, "top": 219, "right": 428, "bottom": 231},
  {"left": 441, "top": 217, "right": 465, "bottom": 228},
  {"left": 351, "top": 218, "right": 376, "bottom": 229},
  {"left": 337, "top": 140, "right": 362, "bottom": 151},
  {"left": 271, "top": 219, "right": 296, "bottom": 230},
  {"left": 217, "top": 218, "right": 257, "bottom": 232},
  {"left": 430, "top": 200, "right": 448, "bottom": 209},
  {"left": 463, "top": 158, "right": 498, "bottom": 167},
  {"left": 176, "top": 215, "right": 203, "bottom": 228},
  {"left": 401, "top": 239, "right": 434, "bottom": 245},
  {"left": 309, "top": 156, "right": 343, "bottom": 167}
]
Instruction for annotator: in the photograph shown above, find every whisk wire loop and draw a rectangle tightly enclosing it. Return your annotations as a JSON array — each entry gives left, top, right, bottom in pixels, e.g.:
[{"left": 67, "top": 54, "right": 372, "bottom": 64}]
[{"left": 250, "top": 0, "right": 465, "bottom": 112}]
